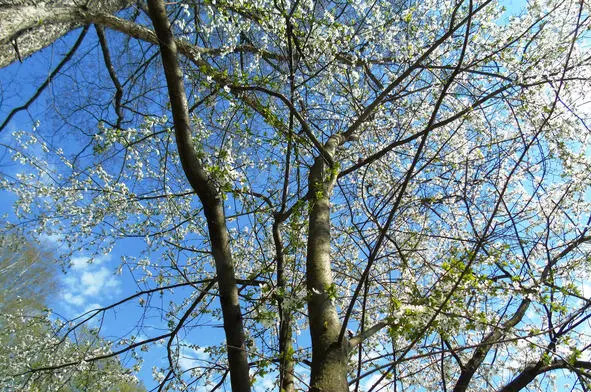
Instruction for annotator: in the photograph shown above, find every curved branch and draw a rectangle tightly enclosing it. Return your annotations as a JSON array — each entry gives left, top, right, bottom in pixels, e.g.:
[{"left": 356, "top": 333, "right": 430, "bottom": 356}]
[
  {"left": 0, "top": 25, "right": 89, "bottom": 133},
  {"left": 60, "top": 278, "right": 214, "bottom": 342},
  {"left": 499, "top": 360, "right": 591, "bottom": 392},
  {"left": 452, "top": 299, "right": 531, "bottom": 392},
  {"left": 95, "top": 24, "right": 124, "bottom": 129},
  {"left": 21, "top": 332, "right": 172, "bottom": 375},
  {"left": 348, "top": 321, "right": 388, "bottom": 348},
  {"left": 0, "top": 1, "right": 135, "bottom": 67},
  {"left": 166, "top": 280, "right": 216, "bottom": 383}
]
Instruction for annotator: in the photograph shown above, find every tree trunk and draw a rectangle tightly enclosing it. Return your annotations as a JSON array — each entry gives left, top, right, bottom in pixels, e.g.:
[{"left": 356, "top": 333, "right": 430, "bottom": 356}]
[
  {"left": 0, "top": 0, "right": 135, "bottom": 68},
  {"left": 146, "top": 1, "right": 251, "bottom": 391},
  {"left": 273, "top": 222, "right": 295, "bottom": 392},
  {"left": 279, "top": 311, "right": 295, "bottom": 392},
  {"left": 306, "top": 136, "right": 349, "bottom": 392}
]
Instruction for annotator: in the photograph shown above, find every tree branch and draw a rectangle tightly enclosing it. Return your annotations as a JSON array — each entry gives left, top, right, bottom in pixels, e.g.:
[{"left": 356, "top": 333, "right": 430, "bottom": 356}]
[
  {"left": 0, "top": 26, "right": 89, "bottom": 133},
  {"left": 95, "top": 24, "right": 124, "bottom": 129},
  {"left": 348, "top": 321, "right": 388, "bottom": 348},
  {"left": 146, "top": 1, "right": 251, "bottom": 391}
]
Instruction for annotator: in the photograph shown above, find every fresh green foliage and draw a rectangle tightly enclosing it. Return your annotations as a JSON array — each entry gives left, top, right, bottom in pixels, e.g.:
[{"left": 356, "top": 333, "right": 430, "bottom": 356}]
[{"left": 0, "top": 0, "right": 590, "bottom": 390}]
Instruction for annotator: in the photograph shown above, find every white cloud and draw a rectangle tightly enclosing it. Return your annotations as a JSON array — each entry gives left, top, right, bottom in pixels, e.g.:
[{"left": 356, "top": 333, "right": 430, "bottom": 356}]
[
  {"left": 359, "top": 371, "right": 396, "bottom": 391},
  {"left": 178, "top": 347, "right": 208, "bottom": 371},
  {"left": 70, "top": 254, "right": 111, "bottom": 271},
  {"left": 60, "top": 253, "right": 120, "bottom": 312},
  {"left": 258, "top": 373, "right": 277, "bottom": 390},
  {"left": 81, "top": 267, "right": 117, "bottom": 296},
  {"left": 70, "top": 256, "right": 91, "bottom": 270},
  {"left": 63, "top": 292, "right": 85, "bottom": 306},
  {"left": 38, "top": 233, "right": 64, "bottom": 246}
]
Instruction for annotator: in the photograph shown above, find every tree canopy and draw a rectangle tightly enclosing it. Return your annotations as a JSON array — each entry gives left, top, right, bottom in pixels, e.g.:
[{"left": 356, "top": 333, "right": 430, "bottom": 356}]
[
  {"left": 1, "top": 0, "right": 590, "bottom": 391},
  {"left": 0, "top": 231, "right": 57, "bottom": 313},
  {"left": 0, "top": 232, "right": 145, "bottom": 391}
]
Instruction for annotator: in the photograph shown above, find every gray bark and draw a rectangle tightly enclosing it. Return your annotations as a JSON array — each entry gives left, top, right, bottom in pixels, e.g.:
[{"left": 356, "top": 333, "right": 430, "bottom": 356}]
[
  {"left": 306, "top": 135, "right": 349, "bottom": 392},
  {"left": 0, "top": 0, "right": 135, "bottom": 68},
  {"left": 499, "top": 360, "right": 591, "bottom": 392},
  {"left": 273, "top": 221, "right": 295, "bottom": 392}
]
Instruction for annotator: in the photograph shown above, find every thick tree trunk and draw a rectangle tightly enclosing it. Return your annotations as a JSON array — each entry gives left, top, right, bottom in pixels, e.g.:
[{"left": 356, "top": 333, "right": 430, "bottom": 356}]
[
  {"left": 279, "top": 308, "right": 295, "bottom": 392},
  {"left": 0, "top": 0, "right": 135, "bottom": 68},
  {"left": 203, "top": 202, "right": 251, "bottom": 392},
  {"left": 273, "top": 222, "right": 295, "bottom": 392},
  {"left": 306, "top": 136, "right": 349, "bottom": 392},
  {"left": 146, "top": 1, "right": 251, "bottom": 391}
]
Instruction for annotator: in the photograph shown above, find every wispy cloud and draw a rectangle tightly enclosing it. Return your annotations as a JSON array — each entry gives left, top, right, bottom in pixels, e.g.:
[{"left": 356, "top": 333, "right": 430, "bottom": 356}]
[
  {"left": 70, "top": 254, "right": 110, "bottom": 270},
  {"left": 178, "top": 347, "right": 209, "bottom": 371},
  {"left": 62, "top": 291, "right": 85, "bottom": 306},
  {"left": 81, "top": 267, "right": 119, "bottom": 296},
  {"left": 60, "top": 253, "right": 120, "bottom": 311},
  {"left": 38, "top": 232, "right": 64, "bottom": 246}
]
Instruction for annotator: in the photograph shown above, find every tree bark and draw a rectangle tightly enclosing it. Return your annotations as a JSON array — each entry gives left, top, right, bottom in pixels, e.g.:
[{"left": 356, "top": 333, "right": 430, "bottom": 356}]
[
  {"left": 497, "top": 362, "right": 544, "bottom": 392},
  {"left": 306, "top": 135, "right": 349, "bottom": 392},
  {"left": 499, "top": 360, "right": 591, "bottom": 392},
  {"left": 146, "top": 1, "right": 250, "bottom": 391},
  {"left": 0, "top": 0, "right": 135, "bottom": 68},
  {"left": 273, "top": 221, "right": 295, "bottom": 392}
]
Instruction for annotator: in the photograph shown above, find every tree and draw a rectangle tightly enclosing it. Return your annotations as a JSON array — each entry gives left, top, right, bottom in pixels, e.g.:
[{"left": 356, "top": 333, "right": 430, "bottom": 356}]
[
  {"left": 1, "top": 0, "right": 591, "bottom": 391},
  {"left": 0, "top": 231, "right": 57, "bottom": 314},
  {"left": 0, "top": 232, "right": 146, "bottom": 391},
  {"left": 1, "top": 314, "right": 146, "bottom": 392}
]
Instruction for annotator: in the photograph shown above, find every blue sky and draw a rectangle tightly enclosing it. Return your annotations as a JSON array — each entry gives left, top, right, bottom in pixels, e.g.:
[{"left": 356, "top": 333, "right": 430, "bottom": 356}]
[
  {"left": 0, "top": 1, "right": 548, "bottom": 390},
  {"left": 0, "top": 31, "right": 163, "bottom": 388}
]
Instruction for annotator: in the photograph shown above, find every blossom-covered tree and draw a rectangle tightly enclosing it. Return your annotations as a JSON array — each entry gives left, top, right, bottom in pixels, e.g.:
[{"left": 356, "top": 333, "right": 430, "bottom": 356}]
[
  {"left": 1, "top": 0, "right": 591, "bottom": 391},
  {"left": 0, "top": 232, "right": 145, "bottom": 391},
  {"left": 0, "top": 231, "right": 57, "bottom": 314}
]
